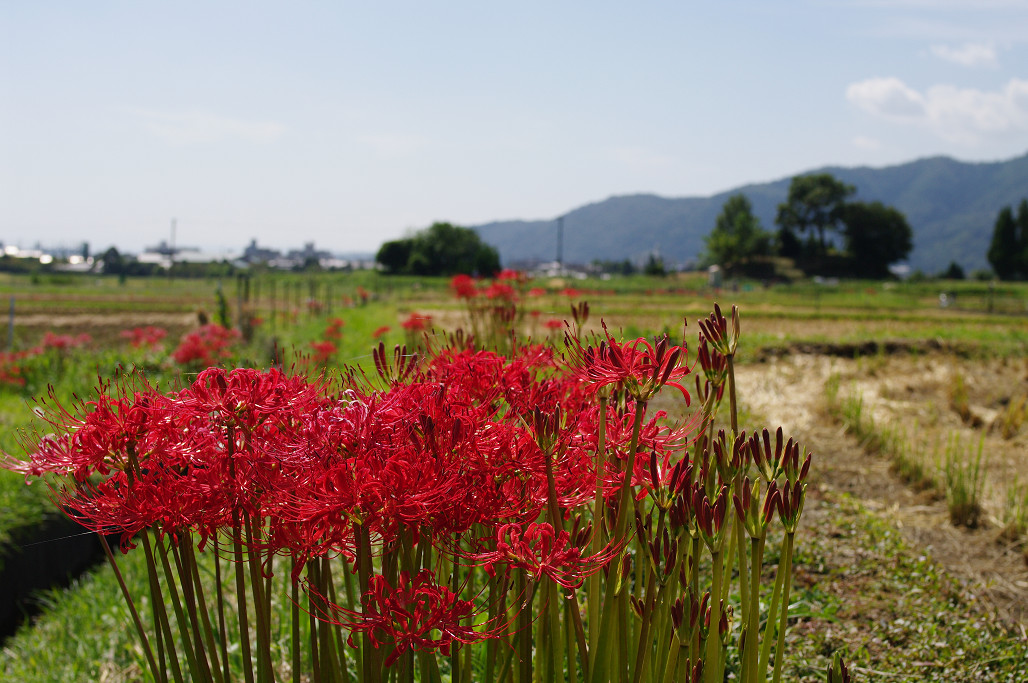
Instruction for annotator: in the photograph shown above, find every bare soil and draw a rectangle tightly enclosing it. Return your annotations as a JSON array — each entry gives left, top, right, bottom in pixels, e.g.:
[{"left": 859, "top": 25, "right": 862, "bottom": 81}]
[{"left": 736, "top": 352, "right": 1028, "bottom": 627}]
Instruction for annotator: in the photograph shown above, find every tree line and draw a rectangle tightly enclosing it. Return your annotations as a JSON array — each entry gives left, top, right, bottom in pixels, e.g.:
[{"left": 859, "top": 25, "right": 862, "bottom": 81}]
[
  {"left": 987, "top": 199, "right": 1028, "bottom": 280},
  {"left": 376, "top": 222, "right": 500, "bottom": 277},
  {"left": 704, "top": 173, "right": 913, "bottom": 279}
]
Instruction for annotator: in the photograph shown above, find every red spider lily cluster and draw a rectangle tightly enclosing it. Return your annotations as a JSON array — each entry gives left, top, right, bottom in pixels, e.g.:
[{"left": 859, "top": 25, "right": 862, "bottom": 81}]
[
  {"left": 0, "top": 351, "right": 30, "bottom": 388},
  {"left": 324, "top": 317, "right": 345, "bottom": 341},
  {"left": 36, "top": 331, "right": 91, "bottom": 352},
  {"left": 171, "top": 323, "right": 241, "bottom": 367},
  {"left": 4, "top": 304, "right": 820, "bottom": 682},
  {"left": 400, "top": 312, "right": 431, "bottom": 332},
  {"left": 120, "top": 325, "right": 168, "bottom": 350}
]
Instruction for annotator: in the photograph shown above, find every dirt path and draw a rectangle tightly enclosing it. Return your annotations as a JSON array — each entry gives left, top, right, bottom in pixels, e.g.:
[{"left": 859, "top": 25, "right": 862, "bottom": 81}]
[{"left": 735, "top": 354, "right": 1028, "bottom": 627}]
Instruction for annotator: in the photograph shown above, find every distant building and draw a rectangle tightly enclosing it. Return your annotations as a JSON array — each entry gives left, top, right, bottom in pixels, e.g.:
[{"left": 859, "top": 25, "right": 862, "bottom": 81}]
[{"left": 242, "top": 239, "right": 281, "bottom": 264}]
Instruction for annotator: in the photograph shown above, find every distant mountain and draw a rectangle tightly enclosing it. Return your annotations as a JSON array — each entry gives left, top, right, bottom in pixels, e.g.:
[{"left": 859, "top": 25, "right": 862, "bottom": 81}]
[{"left": 473, "top": 152, "right": 1028, "bottom": 274}]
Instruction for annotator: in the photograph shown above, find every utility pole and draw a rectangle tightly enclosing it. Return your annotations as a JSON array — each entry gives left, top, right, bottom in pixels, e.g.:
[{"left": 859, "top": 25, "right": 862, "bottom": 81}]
[
  {"left": 556, "top": 215, "right": 564, "bottom": 274},
  {"left": 169, "top": 218, "right": 176, "bottom": 279}
]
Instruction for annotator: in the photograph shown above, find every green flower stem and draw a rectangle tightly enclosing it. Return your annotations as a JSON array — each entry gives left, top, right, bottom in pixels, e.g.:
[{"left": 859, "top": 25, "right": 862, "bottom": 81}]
[
  {"left": 341, "top": 552, "right": 363, "bottom": 680},
  {"left": 588, "top": 394, "right": 609, "bottom": 653},
  {"left": 516, "top": 573, "right": 533, "bottom": 683},
  {"left": 484, "top": 570, "right": 504, "bottom": 683},
  {"left": 243, "top": 513, "right": 274, "bottom": 683},
  {"left": 291, "top": 559, "right": 301, "bottom": 683},
  {"left": 417, "top": 649, "right": 442, "bottom": 683},
  {"left": 213, "top": 536, "right": 230, "bottom": 683},
  {"left": 450, "top": 533, "right": 461, "bottom": 683},
  {"left": 153, "top": 532, "right": 203, "bottom": 682},
  {"left": 307, "top": 563, "right": 323, "bottom": 683},
  {"left": 743, "top": 536, "right": 765, "bottom": 683},
  {"left": 565, "top": 592, "right": 580, "bottom": 683},
  {"left": 726, "top": 353, "right": 738, "bottom": 436},
  {"left": 565, "top": 589, "right": 589, "bottom": 682},
  {"left": 704, "top": 549, "right": 723, "bottom": 683},
  {"left": 546, "top": 579, "right": 566, "bottom": 683},
  {"left": 617, "top": 587, "right": 630, "bottom": 683},
  {"left": 630, "top": 569, "right": 659, "bottom": 683},
  {"left": 179, "top": 538, "right": 224, "bottom": 683},
  {"left": 770, "top": 532, "right": 795, "bottom": 683},
  {"left": 757, "top": 533, "right": 789, "bottom": 678},
  {"left": 99, "top": 533, "right": 162, "bottom": 683},
  {"left": 354, "top": 522, "right": 379, "bottom": 683},
  {"left": 590, "top": 399, "right": 647, "bottom": 682},
  {"left": 323, "top": 557, "right": 350, "bottom": 682},
  {"left": 734, "top": 481, "right": 750, "bottom": 614},
  {"left": 661, "top": 638, "right": 682, "bottom": 683},
  {"left": 319, "top": 557, "right": 343, "bottom": 683}
]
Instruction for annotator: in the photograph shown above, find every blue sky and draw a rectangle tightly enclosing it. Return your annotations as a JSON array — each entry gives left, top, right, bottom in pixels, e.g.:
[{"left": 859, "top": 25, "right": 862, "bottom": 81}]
[{"left": 3, "top": 1, "right": 1028, "bottom": 255}]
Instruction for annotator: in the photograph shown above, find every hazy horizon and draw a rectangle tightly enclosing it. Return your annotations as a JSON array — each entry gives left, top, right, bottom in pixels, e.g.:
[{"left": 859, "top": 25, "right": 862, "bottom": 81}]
[{"left": 4, "top": 2, "right": 1028, "bottom": 254}]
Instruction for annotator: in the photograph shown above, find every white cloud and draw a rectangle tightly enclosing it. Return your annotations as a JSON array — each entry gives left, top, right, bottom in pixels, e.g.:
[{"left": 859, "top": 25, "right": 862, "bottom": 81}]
[
  {"left": 930, "top": 42, "right": 998, "bottom": 67},
  {"left": 846, "top": 76, "right": 1028, "bottom": 143},
  {"left": 135, "top": 110, "right": 285, "bottom": 144},
  {"left": 846, "top": 77, "right": 927, "bottom": 119},
  {"left": 852, "top": 135, "right": 883, "bottom": 150}
]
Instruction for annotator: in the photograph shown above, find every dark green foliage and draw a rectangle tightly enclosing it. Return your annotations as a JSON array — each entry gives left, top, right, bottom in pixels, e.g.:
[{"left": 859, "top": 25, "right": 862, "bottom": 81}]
[
  {"left": 775, "top": 174, "right": 855, "bottom": 257},
  {"left": 987, "top": 200, "right": 1028, "bottom": 280},
  {"left": 376, "top": 222, "right": 500, "bottom": 276},
  {"left": 940, "top": 261, "right": 965, "bottom": 280},
  {"left": 643, "top": 253, "right": 667, "bottom": 276},
  {"left": 376, "top": 239, "right": 413, "bottom": 274},
  {"left": 842, "top": 201, "right": 913, "bottom": 278},
  {"left": 704, "top": 193, "right": 772, "bottom": 274},
  {"left": 591, "top": 259, "right": 636, "bottom": 275}
]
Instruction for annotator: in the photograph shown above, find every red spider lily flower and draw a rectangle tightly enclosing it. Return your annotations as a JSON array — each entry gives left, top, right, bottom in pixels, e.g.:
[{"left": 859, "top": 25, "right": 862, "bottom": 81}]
[
  {"left": 309, "top": 340, "right": 337, "bottom": 363},
  {"left": 373, "top": 325, "right": 391, "bottom": 339},
  {"left": 472, "top": 522, "right": 620, "bottom": 589},
  {"left": 338, "top": 570, "right": 493, "bottom": 667},
  {"left": 567, "top": 322, "right": 690, "bottom": 403},
  {"left": 172, "top": 324, "right": 240, "bottom": 367},
  {"left": 559, "top": 287, "right": 581, "bottom": 298},
  {"left": 544, "top": 318, "right": 564, "bottom": 331},
  {"left": 39, "top": 331, "right": 91, "bottom": 351},
  {"left": 450, "top": 273, "right": 478, "bottom": 299},
  {"left": 527, "top": 287, "right": 547, "bottom": 297},
  {"left": 324, "top": 318, "right": 345, "bottom": 341},
  {"left": 120, "top": 326, "right": 168, "bottom": 350},
  {"left": 482, "top": 282, "right": 516, "bottom": 301},
  {"left": 496, "top": 268, "right": 525, "bottom": 283},
  {"left": 0, "top": 351, "right": 30, "bottom": 387},
  {"left": 401, "top": 313, "right": 431, "bottom": 332}
]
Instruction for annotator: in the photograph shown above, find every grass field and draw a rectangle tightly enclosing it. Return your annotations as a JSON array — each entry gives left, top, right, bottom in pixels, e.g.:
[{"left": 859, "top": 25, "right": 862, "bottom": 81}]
[{"left": 0, "top": 270, "right": 1026, "bottom": 681}]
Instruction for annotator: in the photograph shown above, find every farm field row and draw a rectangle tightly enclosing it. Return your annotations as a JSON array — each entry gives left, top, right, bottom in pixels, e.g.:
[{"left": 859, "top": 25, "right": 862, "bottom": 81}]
[{"left": 0, "top": 272, "right": 1025, "bottom": 680}]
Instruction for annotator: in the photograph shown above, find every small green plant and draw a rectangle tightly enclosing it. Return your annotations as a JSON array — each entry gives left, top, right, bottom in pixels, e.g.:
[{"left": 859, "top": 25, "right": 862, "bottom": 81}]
[
  {"left": 887, "top": 429, "right": 936, "bottom": 493},
  {"left": 942, "top": 434, "right": 985, "bottom": 528},
  {"left": 999, "top": 479, "right": 1028, "bottom": 543},
  {"left": 947, "top": 371, "right": 973, "bottom": 424},
  {"left": 998, "top": 393, "right": 1026, "bottom": 439}
]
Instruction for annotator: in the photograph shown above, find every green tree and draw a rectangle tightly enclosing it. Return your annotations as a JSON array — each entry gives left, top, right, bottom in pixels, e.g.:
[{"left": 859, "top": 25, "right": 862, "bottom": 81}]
[
  {"left": 987, "top": 205, "right": 1019, "bottom": 280},
  {"left": 940, "top": 261, "right": 965, "bottom": 280},
  {"left": 776, "top": 174, "right": 855, "bottom": 257},
  {"left": 704, "top": 193, "right": 771, "bottom": 274},
  {"left": 643, "top": 253, "right": 667, "bottom": 276},
  {"left": 1017, "top": 199, "right": 1028, "bottom": 276},
  {"left": 100, "top": 246, "right": 126, "bottom": 275},
  {"left": 376, "top": 239, "right": 413, "bottom": 274},
  {"left": 842, "top": 201, "right": 912, "bottom": 278},
  {"left": 375, "top": 222, "right": 500, "bottom": 276}
]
